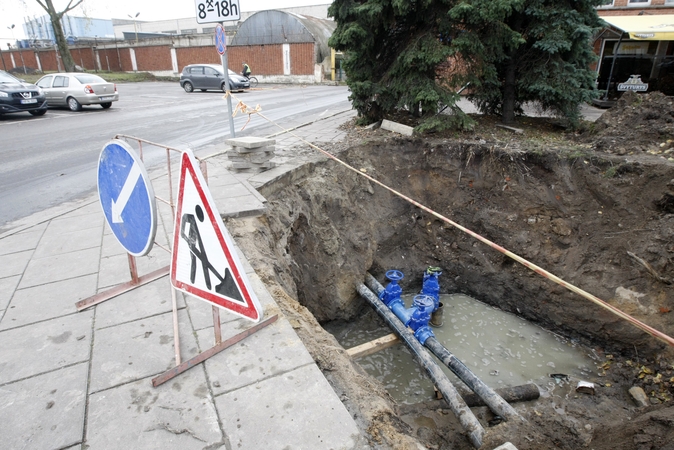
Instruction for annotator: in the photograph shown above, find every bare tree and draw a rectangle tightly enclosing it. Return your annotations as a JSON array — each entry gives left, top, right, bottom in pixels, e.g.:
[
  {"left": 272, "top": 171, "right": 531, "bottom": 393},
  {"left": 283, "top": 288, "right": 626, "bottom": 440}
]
[{"left": 35, "top": 0, "right": 83, "bottom": 72}]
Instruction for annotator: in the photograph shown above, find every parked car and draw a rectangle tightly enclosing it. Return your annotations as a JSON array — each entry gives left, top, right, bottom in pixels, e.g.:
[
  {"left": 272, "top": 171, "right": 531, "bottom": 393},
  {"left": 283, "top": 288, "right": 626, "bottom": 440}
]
[
  {"left": 0, "top": 70, "right": 48, "bottom": 117},
  {"left": 180, "top": 64, "right": 250, "bottom": 93},
  {"left": 36, "top": 73, "right": 118, "bottom": 111}
]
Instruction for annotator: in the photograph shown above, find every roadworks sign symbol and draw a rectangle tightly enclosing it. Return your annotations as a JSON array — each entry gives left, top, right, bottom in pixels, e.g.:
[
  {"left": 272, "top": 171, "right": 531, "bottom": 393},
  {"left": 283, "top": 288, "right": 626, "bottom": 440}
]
[{"left": 170, "top": 149, "right": 262, "bottom": 322}]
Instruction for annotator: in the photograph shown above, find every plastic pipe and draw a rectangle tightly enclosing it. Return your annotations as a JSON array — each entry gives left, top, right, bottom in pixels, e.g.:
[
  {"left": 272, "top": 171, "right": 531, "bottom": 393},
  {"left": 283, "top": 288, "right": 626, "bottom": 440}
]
[
  {"left": 356, "top": 283, "right": 484, "bottom": 449},
  {"left": 365, "top": 272, "right": 521, "bottom": 422}
]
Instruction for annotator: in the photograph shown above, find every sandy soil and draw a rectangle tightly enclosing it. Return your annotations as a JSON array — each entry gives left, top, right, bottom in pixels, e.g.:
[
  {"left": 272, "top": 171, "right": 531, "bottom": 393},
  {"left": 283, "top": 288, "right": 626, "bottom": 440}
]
[{"left": 226, "top": 93, "right": 674, "bottom": 449}]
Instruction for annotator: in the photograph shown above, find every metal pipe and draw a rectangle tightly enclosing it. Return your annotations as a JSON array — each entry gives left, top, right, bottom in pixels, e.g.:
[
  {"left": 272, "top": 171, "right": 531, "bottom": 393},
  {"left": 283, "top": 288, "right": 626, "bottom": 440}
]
[
  {"left": 357, "top": 283, "right": 484, "bottom": 449},
  {"left": 365, "top": 272, "right": 521, "bottom": 422}
]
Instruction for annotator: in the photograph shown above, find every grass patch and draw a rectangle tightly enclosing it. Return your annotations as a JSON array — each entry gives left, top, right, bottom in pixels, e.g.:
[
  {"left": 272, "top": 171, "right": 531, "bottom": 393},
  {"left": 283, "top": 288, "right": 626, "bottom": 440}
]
[{"left": 15, "top": 71, "right": 178, "bottom": 84}]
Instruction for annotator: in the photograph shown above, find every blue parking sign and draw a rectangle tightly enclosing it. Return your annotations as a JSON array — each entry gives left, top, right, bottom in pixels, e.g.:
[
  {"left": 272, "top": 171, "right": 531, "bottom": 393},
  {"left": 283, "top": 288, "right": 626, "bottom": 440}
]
[{"left": 97, "top": 139, "right": 157, "bottom": 256}]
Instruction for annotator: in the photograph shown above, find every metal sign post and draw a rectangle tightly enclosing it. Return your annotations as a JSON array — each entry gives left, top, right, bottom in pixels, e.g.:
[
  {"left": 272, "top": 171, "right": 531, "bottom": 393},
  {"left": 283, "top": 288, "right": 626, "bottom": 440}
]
[
  {"left": 215, "top": 23, "right": 236, "bottom": 139},
  {"left": 196, "top": 0, "right": 241, "bottom": 139}
]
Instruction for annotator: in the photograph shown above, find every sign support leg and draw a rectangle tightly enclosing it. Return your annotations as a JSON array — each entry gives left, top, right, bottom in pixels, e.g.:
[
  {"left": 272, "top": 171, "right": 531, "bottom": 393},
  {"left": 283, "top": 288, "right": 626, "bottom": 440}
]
[{"left": 152, "top": 314, "right": 278, "bottom": 387}]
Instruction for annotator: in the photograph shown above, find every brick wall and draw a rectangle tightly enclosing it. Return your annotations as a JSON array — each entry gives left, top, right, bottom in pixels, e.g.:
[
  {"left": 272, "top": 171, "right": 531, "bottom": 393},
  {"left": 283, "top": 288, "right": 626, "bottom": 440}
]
[
  {"left": 228, "top": 45, "right": 284, "bottom": 76},
  {"left": 1, "top": 42, "right": 318, "bottom": 77},
  {"left": 133, "top": 45, "right": 172, "bottom": 71},
  {"left": 599, "top": 0, "right": 674, "bottom": 14},
  {"left": 290, "top": 43, "right": 316, "bottom": 75}
]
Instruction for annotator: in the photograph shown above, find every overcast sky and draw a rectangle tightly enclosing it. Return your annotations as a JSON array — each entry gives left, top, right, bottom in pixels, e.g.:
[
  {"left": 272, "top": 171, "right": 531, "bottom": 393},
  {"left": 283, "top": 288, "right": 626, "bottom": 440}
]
[{"left": 1, "top": 0, "right": 331, "bottom": 42}]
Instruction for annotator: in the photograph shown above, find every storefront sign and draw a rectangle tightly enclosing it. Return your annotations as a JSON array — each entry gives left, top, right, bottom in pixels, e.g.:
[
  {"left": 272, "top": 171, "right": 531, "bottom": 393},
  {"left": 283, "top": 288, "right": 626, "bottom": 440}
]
[{"left": 618, "top": 75, "right": 649, "bottom": 92}]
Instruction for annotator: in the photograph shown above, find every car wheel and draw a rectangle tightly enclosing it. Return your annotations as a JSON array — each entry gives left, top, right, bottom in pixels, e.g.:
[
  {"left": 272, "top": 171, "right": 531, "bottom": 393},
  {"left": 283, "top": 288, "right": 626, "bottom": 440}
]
[
  {"left": 67, "top": 97, "right": 82, "bottom": 111},
  {"left": 29, "top": 109, "right": 47, "bottom": 116},
  {"left": 221, "top": 82, "right": 229, "bottom": 93},
  {"left": 183, "top": 81, "right": 194, "bottom": 93},
  {"left": 101, "top": 102, "right": 112, "bottom": 109}
]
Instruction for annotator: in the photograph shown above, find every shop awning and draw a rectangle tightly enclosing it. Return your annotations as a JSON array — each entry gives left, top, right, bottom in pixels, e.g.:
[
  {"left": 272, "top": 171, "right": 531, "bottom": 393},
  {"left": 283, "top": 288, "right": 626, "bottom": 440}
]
[{"left": 602, "top": 14, "right": 674, "bottom": 40}]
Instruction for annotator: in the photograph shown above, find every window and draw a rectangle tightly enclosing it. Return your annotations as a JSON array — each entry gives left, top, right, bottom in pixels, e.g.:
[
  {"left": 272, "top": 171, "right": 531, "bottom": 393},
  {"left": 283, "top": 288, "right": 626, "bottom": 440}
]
[
  {"left": 597, "top": 0, "right": 614, "bottom": 7},
  {"left": 188, "top": 66, "right": 203, "bottom": 74},
  {"left": 53, "top": 76, "right": 69, "bottom": 88},
  {"left": 181, "top": 29, "right": 197, "bottom": 34},
  {"left": 204, "top": 67, "right": 220, "bottom": 76},
  {"left": 628, "top": 0, "right": 650, "bottom": 5},
  {"left": 36, "top": 76, "right": 53, "bottom": 88},
  {"left": 202, "top": 27, "right": 216, "bottom": 34}
]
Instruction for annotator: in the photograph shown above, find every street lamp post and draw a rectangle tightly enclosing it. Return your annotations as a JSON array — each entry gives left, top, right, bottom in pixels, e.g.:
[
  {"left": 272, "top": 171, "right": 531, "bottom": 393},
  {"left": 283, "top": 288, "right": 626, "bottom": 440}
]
[
  {"left": 7, "top": 25, "right": 26, "bottom": 74},
  {"left": 128, "top": 12, "right": 140, "bottom": 45}
]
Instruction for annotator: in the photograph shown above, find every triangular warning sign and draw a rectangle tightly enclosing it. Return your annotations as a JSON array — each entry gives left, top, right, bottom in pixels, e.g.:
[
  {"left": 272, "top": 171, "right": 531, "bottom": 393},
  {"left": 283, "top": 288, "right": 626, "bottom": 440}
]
[{"left": 170, "top": 149, "right": 262, "bottom": 322}]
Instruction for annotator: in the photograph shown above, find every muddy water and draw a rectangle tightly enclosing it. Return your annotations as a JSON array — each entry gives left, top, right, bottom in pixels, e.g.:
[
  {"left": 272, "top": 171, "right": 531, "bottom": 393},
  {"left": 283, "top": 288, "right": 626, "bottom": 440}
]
[{"left": 325, "top": 294, "right": 598, "bottom": 404}]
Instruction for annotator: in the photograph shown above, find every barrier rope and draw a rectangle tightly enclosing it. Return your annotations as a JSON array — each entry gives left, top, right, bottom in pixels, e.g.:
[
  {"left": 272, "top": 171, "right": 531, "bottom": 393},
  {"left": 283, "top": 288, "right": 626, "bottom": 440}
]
[{"left": 224, "top": 93, "right": 674, "bottom": 348}]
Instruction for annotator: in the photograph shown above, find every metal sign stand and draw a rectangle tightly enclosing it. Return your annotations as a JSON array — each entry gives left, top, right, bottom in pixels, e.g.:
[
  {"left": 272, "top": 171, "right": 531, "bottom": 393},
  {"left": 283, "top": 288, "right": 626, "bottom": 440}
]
[{"left": 152, "top": 151, "right": 275, "bottom": 387}]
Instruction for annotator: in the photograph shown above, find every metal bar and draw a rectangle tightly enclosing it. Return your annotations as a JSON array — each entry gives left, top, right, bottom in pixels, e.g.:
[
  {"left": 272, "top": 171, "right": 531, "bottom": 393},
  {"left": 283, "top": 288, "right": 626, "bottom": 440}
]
[
  {"left": 212, "top": 306, "right": 222, "bottom": 345},
  {"left": 76, "top": 265, "right": 170, "bottom": 311},
  {"left": 115, "top": 134, "right": 184, "bottom": 155},
  {"left": 171, "top": 286, "right": 181, "bottom": 366},
  {"left": 152, "top": 314, "right": 278, "bottom": 387},
  {"left": 128, "top": 253, "right": 140, "bottom": 284},
  {"left": 604, "top": 32, "right": 625, "bottom": 101}
]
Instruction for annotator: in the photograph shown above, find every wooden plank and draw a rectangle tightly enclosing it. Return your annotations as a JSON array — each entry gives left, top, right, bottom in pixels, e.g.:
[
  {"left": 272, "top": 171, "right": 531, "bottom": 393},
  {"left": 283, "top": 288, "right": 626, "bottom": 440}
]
[{"left": 346, "top": 333, "right": 399, "bottom": 358}]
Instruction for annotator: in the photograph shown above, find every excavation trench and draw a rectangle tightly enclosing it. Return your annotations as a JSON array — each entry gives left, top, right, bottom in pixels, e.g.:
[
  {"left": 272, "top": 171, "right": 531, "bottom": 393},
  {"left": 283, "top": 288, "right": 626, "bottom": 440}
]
[{"left": 226, "top": 135, "right": 674, "bottom": 449}]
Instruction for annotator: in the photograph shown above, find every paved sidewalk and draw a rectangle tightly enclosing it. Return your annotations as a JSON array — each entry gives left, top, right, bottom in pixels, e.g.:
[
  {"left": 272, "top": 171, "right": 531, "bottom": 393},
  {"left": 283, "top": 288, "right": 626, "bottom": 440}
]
[{"left": 0, "top": 108, "right": 362, "bottom": 450}]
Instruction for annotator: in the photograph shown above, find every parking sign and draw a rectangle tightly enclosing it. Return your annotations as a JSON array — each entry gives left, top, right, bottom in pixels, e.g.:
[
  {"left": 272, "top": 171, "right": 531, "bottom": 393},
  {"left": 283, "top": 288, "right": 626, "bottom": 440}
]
[{"left": 195, "top": 0, "right": 241, "bottom": 24}]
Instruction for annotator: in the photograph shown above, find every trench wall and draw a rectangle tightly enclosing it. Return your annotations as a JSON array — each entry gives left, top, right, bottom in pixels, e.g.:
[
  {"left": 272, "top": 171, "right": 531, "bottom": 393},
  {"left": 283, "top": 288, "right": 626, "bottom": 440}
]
[{"left": 255, "top": 140, "right": 674, "bottom": 357}]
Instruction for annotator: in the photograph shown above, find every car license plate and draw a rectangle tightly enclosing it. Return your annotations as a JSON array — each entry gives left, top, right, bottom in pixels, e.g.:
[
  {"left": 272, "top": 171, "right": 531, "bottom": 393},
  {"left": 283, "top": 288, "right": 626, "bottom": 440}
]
[
  {"left": 21, "top": 99, "right": 37, "bottom": 104},
  {"left": 99, "top": 96, "right": 114, "bottom": 101}
]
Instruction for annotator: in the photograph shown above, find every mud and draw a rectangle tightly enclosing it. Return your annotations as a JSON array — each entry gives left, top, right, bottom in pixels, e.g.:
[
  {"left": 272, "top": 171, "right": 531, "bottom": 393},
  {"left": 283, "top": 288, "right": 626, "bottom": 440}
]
[{"left": 225, "top": 96, "right": 674, "bottom": 449}]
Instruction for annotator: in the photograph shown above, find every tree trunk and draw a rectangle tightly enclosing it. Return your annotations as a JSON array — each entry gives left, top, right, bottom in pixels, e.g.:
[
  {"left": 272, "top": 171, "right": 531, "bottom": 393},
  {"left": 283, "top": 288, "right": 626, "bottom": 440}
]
[
  {"left": 502, "top": 56, "right": 517, "bottom": 124},
  {"left": 42, "top": 0, "right": 78, "bottom": 72}
]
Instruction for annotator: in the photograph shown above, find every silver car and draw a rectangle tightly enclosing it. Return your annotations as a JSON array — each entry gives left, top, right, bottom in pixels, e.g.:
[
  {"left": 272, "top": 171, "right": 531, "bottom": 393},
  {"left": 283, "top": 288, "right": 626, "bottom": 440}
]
[{"left": 36, "top": 73, "right": 119, "bottom": 111}]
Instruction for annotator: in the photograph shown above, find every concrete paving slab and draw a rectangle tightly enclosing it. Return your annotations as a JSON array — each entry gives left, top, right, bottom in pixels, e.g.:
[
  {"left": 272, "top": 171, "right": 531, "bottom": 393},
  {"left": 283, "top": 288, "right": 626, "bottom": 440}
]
[
  {"left": 201, "top": 317, "right": 314, "bottom": 396},
  {"left": 0, "top": 249, "right": 33, "bottom": 280},
  {"left": 0, "top": 227, "right": 45, "bottom": 256},
  {"left": 0, "top": 311, "right": 93, "bottom": 384},
  {"left": 45, "top": 212, "right": 104, "bottom": 234},
  {"left": 0, "top": 362, "right": 88, "bottom": 450},
  {"left": 0, "top": 274, "right": 20, "bottom": 312},
  {"left": 97, "top": 252, "right": 171, "bottom": 290},
  {"left": 216, "top": 363, "right": 364, "bottom": 449},
  {"left": 0, "top": 275, "right": 97, "bottom": 331},
  {"left": 33, "top": 225, "right": 102, "bottom": 259},
  {"left": 94, "top": 277, "right": 183, "bottom": 329},
  {"left": 86, "top": 370, "right": 224, "bottom": 450},
  {"left": 19, "top": 247, "right": 101, "bottom": 289},
  {"left": 89, "top": 309, "right": 197, "bottom": 393},
  {"left": 100, "top": 230, "right": 128, "bottom": 258}
]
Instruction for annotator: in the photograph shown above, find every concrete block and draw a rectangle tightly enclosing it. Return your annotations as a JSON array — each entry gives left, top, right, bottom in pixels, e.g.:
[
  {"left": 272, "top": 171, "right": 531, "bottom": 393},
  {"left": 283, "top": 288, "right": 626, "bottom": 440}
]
[
  {"left": 0, "top": 311, "right": 93, "bottom": 384},
  {"left": 493, "top": 443, "right": 519, "bottom": 450},
  {"left": 86, "top": 367, "right": 222, "bottom": 449},
  {"left": 216, "top": 364, "right": 364, "bottom": 449},
  {"left": 249, "top": 152, "right": 275, "bottom": 164},
  {"left": 381, "top": 119, "right": 414, "bottom": 136},
  {"left": 0, "top": 362, "right": 88, "bottom": 450},
  {"left": 225, "top": 136, "right": 276, "bottom": 149},
  {"left": 231, "top": 144, "right": 275, "bottom": 154}
]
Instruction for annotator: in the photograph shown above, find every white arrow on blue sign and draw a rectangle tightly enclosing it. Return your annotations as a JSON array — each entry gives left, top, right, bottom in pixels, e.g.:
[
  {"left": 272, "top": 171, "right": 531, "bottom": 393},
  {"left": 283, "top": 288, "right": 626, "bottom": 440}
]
[{"left": 97, "top": 139, "right": 157, "bottom": 256}]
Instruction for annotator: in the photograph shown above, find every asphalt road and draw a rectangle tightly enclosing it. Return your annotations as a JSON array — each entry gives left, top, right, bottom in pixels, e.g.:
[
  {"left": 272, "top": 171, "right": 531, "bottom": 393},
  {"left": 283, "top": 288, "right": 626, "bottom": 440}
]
[{"left": 0, "top": 82, "right": 351, "bottom": 228}]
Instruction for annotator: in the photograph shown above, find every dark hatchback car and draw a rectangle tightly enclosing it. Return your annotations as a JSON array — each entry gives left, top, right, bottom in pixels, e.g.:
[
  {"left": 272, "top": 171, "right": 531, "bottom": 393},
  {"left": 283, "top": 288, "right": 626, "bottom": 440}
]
[
  {"left": 179, "top": 64, "right": 249, "bottom": 93},
  {"left": 0, "top": 70, "right": 48, "bottom": 117}
]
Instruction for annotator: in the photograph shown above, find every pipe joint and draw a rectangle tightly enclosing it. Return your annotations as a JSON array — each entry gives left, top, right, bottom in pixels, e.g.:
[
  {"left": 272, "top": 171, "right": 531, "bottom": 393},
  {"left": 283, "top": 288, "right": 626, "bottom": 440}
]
[
  {"left": 414, "top": 325, "right": 435, "bottom": 345},
  {"left": 406, "top": 295, "right": 435, "bottom": 331}
]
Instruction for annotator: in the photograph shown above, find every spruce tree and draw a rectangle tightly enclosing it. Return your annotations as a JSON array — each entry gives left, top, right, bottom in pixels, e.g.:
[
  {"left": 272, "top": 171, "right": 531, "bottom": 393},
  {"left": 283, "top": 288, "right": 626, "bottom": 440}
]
[{"left": 329, "top": 0, "right": 605, "bottom": 128}]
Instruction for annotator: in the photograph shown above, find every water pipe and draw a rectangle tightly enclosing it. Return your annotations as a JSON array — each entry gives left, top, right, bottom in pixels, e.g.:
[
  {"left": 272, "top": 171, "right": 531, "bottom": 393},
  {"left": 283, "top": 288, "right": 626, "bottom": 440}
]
[
  {"left": 366, "top": 272, "right": 521, "bottom": 422},
  {"left": 356, "top": 283, "right": 484, "bottom": 449}
]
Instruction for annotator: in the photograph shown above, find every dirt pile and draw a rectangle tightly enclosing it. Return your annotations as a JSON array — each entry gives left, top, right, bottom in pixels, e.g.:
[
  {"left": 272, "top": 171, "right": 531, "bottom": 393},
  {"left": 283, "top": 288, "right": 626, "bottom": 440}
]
[
  {"left": 226, "top": 105, "right": 674, "bottom": 449},
  {"left": 583, "top": 91, "right": 674, "bottom": 157}
]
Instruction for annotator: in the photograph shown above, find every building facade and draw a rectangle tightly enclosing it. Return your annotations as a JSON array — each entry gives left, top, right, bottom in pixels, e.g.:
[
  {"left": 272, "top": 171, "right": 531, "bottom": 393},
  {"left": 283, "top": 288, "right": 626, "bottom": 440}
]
[{"left": 595, "top": 0, "right": 674, "bottom": 97}]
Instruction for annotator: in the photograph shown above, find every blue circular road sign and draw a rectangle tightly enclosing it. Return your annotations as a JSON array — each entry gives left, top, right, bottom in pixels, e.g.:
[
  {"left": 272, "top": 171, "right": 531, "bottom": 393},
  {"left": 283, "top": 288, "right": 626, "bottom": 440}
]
[
  {"left": 97, "top": 139, "right": 157, "bottom": 256},
  {"left": 215, "top": 24, "right": 227, "bottom": 55}
]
